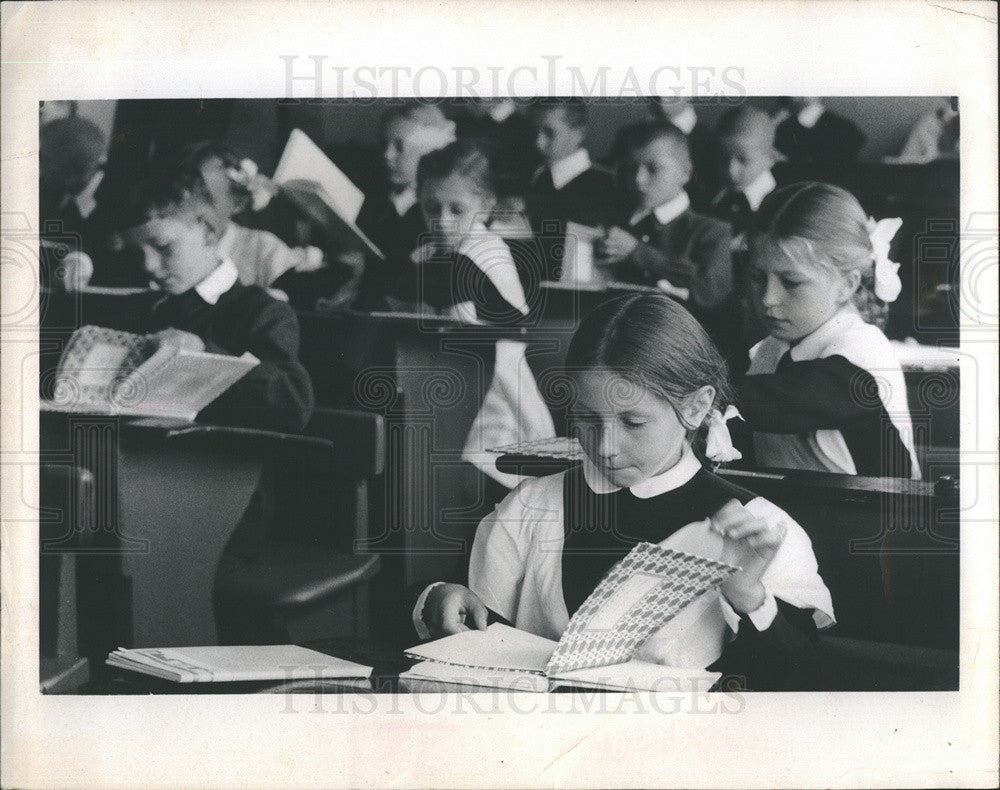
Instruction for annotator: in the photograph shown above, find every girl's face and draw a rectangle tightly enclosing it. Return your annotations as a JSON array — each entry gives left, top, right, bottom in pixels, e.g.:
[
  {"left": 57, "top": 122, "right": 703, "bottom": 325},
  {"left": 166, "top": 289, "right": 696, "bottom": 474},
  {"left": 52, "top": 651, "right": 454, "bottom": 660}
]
[
  {"left": 570, "top": 368, "right": 691, "bottom": 489},
  {"left": 749, "top": 240, "right": 857, "bottom": 343},
  {"left": 419, "top": 174, "right": 494, "bottom": 251}
]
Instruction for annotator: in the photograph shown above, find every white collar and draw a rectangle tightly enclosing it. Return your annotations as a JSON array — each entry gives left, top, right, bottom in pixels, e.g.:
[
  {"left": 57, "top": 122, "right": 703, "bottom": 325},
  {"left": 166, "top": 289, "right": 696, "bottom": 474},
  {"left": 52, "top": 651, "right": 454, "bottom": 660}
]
[
  {"left": 786, "top": 306, "right": 865, "bottom": 362},
  {"left": 216, "top": 222, "right": 237, "bottom": 261},
  {"left": 797, "top": 101, "right": 826, "bottom": 129},
  {"left": 548, "top": 148, "right": 591, "bottom": 191},
  {"left": 741, "top": 168, "right": 777, "bottom": 211},
  {"left": 580, "top": 442, "right": 702, "bottom": 499},
  {"left": 390, "top": 186, "right": 418, "bottom": 217},
  {"left": 488, "top": 100, "right": 517, "bottom": 123},
  {"left": 629, "top": 191, "right": 690, "bottom": 228},
  {"left": 194, "top": 258, "right": 239, "bottom": 305},
  {"left": 670, "top": 105, "right": 698, "bottom": 135}
]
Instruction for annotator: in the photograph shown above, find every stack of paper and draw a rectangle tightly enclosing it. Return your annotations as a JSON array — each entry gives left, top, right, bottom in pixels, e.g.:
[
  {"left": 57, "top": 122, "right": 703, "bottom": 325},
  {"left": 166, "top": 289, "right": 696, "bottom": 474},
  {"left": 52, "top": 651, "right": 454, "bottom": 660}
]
[{"left": 107, "top": 645, "right": 373, "bottom": 683}]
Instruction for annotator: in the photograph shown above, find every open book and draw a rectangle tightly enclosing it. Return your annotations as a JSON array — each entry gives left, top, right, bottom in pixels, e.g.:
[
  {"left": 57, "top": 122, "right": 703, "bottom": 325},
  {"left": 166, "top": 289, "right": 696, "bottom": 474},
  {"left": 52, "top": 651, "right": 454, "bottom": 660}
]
[
  {"left": 41, "top": 325, "right": 258, "bottom": 422},
  {"left": 106, "top": 645, "right": 372, "bottom": 683},
  {"left": 273, "top": 128, "right": 385, "bottom": 259},
  {"left": 402, "top": 543, "right": 737, "bottom": 692}
]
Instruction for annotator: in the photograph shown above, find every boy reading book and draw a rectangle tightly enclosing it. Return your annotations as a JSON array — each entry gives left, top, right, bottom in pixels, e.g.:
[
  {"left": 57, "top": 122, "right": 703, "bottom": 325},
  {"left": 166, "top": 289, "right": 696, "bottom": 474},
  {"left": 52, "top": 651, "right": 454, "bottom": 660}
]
[{"left": 51, "top": 176, "right": 314, "bottom": 434}]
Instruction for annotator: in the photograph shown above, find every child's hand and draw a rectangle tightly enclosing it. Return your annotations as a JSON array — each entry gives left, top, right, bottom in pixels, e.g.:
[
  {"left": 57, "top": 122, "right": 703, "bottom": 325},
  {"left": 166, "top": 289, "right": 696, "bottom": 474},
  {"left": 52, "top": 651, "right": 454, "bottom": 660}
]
[
  {"left": 594, "top": 226, "right": 639, "bottom": 265},
  {"left": 227, "top": 159, "right": 278, "bottom": 212},
  {"left": 56, "top": 251, "right": 94, "bottom": 291},
  {"left": 710, "top": 499, "right": 787, "bottom": 614},
  {"left": 149, "top": 328, "right": 205, "bottom": 355},
  {"left": 422, "top": 583, "right": 488, "bottom": 638}
]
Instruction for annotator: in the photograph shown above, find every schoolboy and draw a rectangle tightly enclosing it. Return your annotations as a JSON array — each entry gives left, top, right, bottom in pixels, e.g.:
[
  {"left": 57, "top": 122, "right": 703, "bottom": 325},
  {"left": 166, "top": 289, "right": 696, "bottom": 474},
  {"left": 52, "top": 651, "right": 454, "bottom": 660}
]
[
  {"left": 351, "top": 102, "right": 456, "bottom": 306},
  {"left": 710, "top": 104, "right": 781, "bottom": 240},
  {"left": 63, "top": 178, "right": 314, "bottom": 434},
  {"left": 596, "top": 120, "right": 733, "bottom": 312},
  {"left": 526, "top": 99, "right": 616, "bottom": 279}
]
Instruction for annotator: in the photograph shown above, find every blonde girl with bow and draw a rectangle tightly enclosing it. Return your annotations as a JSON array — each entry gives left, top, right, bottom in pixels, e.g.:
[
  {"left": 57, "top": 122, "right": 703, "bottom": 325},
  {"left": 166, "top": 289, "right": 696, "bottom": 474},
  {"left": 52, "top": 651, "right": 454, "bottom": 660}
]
[{"left": 739, "top": 182, "right": 920, "bottom": 479}]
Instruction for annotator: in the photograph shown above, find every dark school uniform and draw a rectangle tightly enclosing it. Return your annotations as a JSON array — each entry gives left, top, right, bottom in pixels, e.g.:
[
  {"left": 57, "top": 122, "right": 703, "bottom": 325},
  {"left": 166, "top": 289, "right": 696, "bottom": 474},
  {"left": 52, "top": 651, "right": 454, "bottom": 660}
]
[{"left": 739, "top": 307, "right": 921, "bottom": 479}]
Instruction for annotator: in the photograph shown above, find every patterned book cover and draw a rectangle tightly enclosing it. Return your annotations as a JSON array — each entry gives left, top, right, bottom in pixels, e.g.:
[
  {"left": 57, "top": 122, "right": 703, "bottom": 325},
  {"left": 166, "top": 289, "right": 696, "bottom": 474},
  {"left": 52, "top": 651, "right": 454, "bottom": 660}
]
[
  {"left": 52, "top": 325, "right": 154, "bottom": 407},
  {"left": 545, "top": 542, "right": 737, "bottom": 676}
]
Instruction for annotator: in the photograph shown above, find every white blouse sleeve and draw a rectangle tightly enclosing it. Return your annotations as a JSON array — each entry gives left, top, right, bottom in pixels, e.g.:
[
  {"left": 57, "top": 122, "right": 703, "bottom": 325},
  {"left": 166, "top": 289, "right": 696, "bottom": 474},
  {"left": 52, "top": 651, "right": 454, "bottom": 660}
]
[
  {"left": 467, "top": 482, "right": 536, "bottom": 622},
  {"left": 719, "top": 497, "right": 837, "bottom": 634}
]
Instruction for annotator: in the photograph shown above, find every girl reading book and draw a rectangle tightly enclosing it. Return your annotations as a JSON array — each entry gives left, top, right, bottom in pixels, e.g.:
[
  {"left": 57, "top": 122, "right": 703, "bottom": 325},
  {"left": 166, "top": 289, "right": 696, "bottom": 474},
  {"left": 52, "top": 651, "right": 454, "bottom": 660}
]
[{"left": 415, "top": 293, "right": 835, "bottom": 690}]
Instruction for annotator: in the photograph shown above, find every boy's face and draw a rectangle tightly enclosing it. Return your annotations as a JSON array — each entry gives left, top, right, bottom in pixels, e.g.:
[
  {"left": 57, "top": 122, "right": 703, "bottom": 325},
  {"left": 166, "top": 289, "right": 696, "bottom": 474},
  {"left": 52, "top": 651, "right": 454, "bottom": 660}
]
[
  {"left": 419, "top": 174, "right": 494, "bottom": 252},
  {"left": 721, "top": 132, "right": 775, "bottom": 190},
  {"left": 533, "top": 108, "right": 585, "bottom": 165},
  {"left": 129, "top": 214, "right": 220, "bottom": 295},
  {"left": 622, "top": 137, "right": 690, "bottom": 210}
]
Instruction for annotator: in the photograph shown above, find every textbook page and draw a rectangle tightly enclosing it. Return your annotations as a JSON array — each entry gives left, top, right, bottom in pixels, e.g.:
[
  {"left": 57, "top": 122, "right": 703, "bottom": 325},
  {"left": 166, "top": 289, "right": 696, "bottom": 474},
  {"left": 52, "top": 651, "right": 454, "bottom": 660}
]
[{"left": 405, "top": 623, "right": 555, "bottom": 674}]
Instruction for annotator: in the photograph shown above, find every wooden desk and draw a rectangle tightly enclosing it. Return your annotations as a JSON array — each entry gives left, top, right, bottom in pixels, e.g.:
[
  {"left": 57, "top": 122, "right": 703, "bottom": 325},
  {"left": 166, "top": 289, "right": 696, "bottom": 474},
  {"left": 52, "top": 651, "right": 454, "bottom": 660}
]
[
  {"left": 296, "top": 310, "right": 577, "bottom": 599},
  {"left": 39, "top": 411, "right": 350, "bottom": 661}
]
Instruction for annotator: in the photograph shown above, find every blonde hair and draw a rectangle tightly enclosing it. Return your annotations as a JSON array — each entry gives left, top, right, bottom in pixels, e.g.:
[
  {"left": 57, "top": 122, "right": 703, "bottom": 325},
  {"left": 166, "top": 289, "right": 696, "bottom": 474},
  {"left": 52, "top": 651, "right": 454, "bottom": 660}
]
[{"left": 751, "top": 181, "right": 888, "bottom": 327}]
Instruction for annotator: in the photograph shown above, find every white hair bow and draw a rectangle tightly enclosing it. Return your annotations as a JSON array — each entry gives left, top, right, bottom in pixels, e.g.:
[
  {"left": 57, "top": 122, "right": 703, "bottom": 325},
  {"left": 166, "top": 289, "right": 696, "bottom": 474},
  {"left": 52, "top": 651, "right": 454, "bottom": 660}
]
[
  {"left": 705, "top": 405, "right": 743, "bottom": 464},
  {"left": 866, "top": 216, "right": 904, "bottom": 303}
]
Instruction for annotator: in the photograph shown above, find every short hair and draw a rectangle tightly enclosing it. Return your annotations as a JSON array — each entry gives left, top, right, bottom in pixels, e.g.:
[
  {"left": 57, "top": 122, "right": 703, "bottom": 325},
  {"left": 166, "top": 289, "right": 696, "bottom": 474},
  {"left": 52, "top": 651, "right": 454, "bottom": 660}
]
[
  {"left": 416, "top": 139, "right": 496, "bottom": 201},
  {"left": 565, "top": 293, "right": 733, "bottom": 460},
  {"left": 382, "top": 100, "right": 452, "bottom": 130},
  {"left": 530, "top": 98, "right": 588, "bottom": 130},
  {"left": 39, "top": 116, "right": 106, "bottom": 195},
  {"left": 751, "top": 181, "right": 889, "bottom": 327},
  {"left": 716, "top": 104, "right": 776, "bottom": 142},
  {"left": 116, "top": 170, "right": 220, "bottom": 234},
  {"left": 160, "top": 140, "right": 251, "bottom": 214},
  {"left": 610, "top": 119, "right": 690, "bottom": 165}
]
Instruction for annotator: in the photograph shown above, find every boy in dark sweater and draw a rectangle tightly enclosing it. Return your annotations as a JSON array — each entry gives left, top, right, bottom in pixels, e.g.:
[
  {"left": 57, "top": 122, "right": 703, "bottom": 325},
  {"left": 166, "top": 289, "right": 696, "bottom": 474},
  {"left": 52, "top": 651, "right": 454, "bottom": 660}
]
[
  {"left": 73, "top": 179, "right": 314, "bottom": 434},
  {"left": 526, "top": 99, "right": 616, "bottom": 280},
  {"left": 597, "top": 120, "right": 733, "bottom": 311}
]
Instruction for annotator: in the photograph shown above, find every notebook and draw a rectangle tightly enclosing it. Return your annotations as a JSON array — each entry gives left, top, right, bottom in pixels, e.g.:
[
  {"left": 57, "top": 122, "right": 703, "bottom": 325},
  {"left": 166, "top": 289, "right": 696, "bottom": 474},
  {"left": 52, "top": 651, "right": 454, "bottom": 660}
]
[
  {"left": 273, "top": 128, "right": 384, "bottom": 259},
  {"left": 41, "top": 325, "right": 258, "bottom": 421},
  {"left": 402, "top": 542, "right": 737, "bottom": 692},
  {"left": 106, "top": 645, "right": 373, "bottom": 683}
]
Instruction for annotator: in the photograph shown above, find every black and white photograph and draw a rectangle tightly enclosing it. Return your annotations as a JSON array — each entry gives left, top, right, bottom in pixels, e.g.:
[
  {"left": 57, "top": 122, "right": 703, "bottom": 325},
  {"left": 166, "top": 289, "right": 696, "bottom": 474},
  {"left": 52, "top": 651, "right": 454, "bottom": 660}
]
[{"left": 2, "top": 2, "right": 997, "bottom": 788}]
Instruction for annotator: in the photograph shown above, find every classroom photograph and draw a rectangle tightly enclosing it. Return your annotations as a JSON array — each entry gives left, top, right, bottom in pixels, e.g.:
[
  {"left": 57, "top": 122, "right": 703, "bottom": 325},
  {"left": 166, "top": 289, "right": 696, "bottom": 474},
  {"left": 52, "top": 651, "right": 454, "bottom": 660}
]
[{"left": 36, "top": 95, "right": 961, "bottom": 695}]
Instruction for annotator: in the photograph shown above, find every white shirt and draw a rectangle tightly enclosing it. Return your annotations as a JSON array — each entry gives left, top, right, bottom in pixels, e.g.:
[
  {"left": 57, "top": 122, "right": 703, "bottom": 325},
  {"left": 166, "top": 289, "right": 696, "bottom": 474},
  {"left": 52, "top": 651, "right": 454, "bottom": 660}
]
[
  {"left": 488, "top": 99, "right": 517, "bottom": 123},
  {"left": 543, "top": 148, "right": 592, "bottom": 191},
  {"left": 390, "top": 186, "right": 418, "bottom": 217},
  {"left": 797, "top": 101, "right": 826, "bottom": 129},
  {"left": 747, "top": 306, "right": 922, "bottom": 479},
  {"left": 669, "top": 104, "right": 698, "bottom": 135},
  {"left": 629, "top": 191, "right": 690, "bottom": 228},
  {"left": 742, "top": 168, "right": 777, "bottom": 212},
  {"left": 218, "top": 223, "right": 323, "bottom": 288},
  {"left": 193, "top": 258, "right": 239, "bottom": 304},
  {"left": 415, "top": 443, "right": 836, "bottom": 668}
]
